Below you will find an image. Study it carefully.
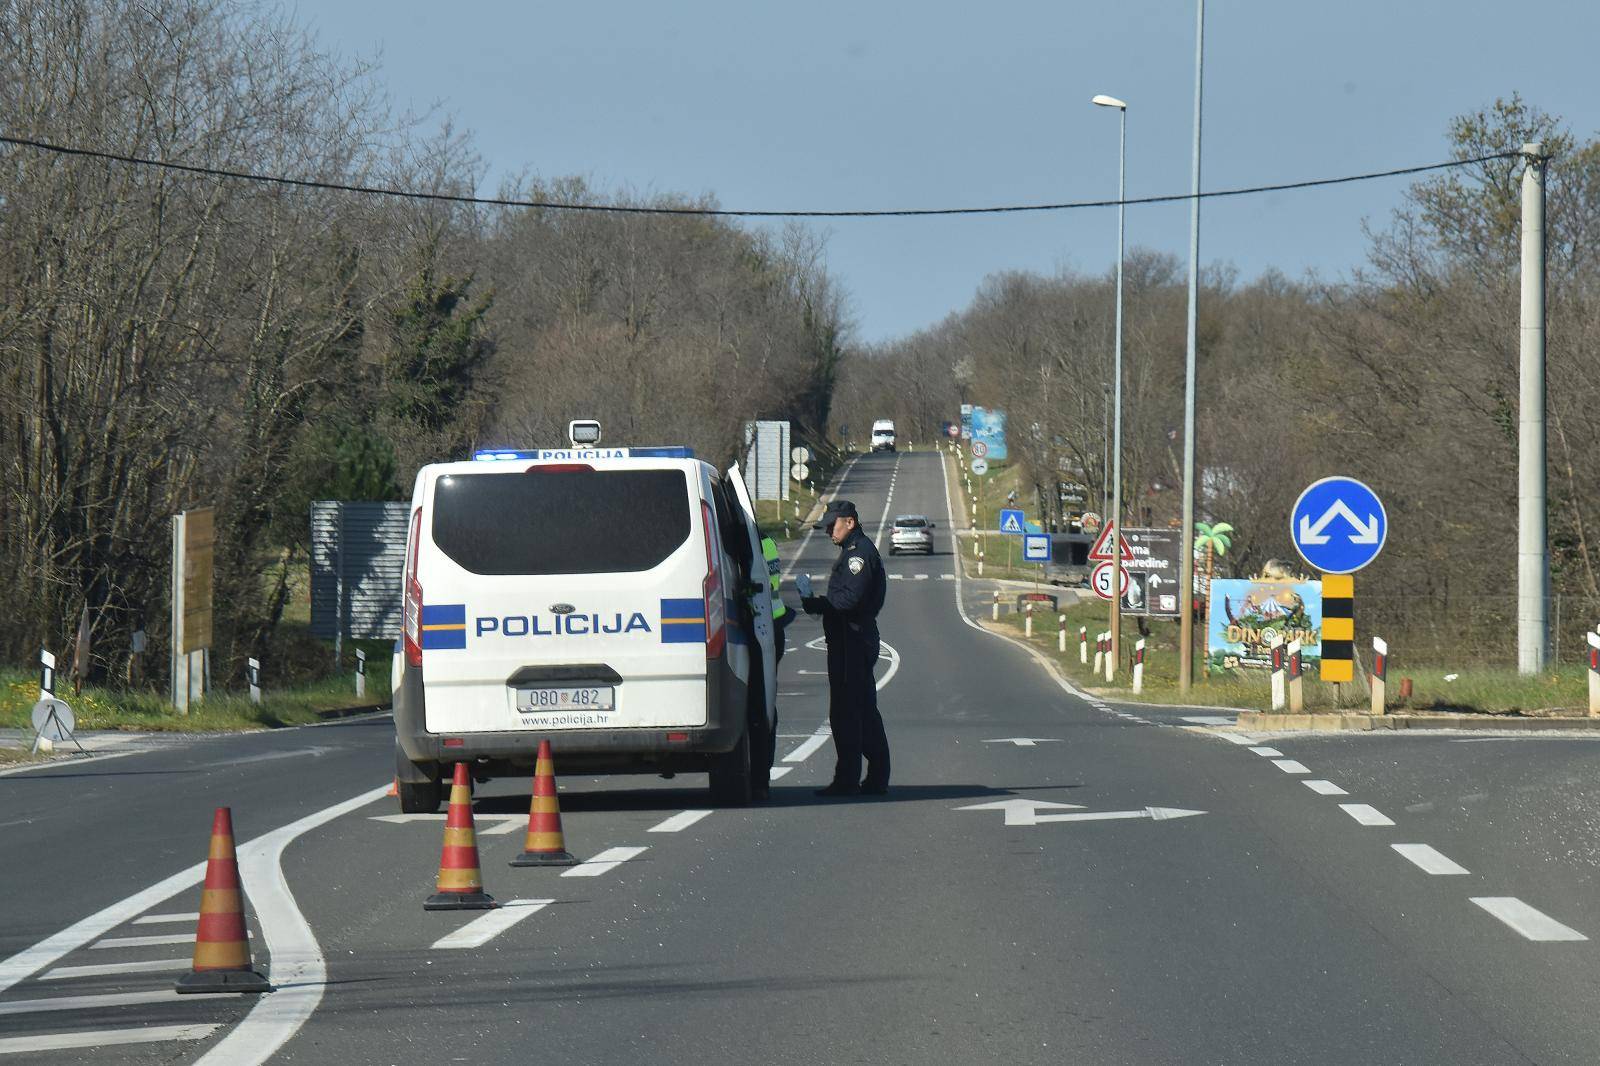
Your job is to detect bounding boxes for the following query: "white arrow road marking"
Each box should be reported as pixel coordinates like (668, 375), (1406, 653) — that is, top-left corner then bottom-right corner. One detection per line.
(981, 738), (1063, 747)
(1024, 806), (1207, 826)
(1298, 499), (1380, 545)
(1471, 897), (1587, 942)
(955, 799), (1085, 826)
(431, 899), (553, 950)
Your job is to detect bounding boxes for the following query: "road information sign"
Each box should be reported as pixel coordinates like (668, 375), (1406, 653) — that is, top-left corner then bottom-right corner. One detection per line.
(1023, 533), (1051, 562)
(1291, 477), (1387, 574)
(1121, 527), (1181, 618)
(970, 457), (989, 476)
(998, 508), (1025, 535)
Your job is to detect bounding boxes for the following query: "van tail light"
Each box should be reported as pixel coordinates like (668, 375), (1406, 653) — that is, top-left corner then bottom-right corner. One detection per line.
(403, 507), (424, 667)
(700, 501), (727, 660)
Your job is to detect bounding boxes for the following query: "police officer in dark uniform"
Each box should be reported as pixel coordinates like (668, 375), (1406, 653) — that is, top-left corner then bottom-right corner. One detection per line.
(800, 500), (891, 796)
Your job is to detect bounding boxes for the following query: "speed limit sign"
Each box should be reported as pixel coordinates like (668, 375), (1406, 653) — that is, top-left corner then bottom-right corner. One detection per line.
(1091, 561), (1127, 601)
(971, 440), (989, 459)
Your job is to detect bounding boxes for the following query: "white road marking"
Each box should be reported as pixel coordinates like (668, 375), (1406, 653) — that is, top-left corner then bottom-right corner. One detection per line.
(1249, 747), (1284, 757)
(1339, 803), (1395, 827)
(795, 669), (827, 675)
(1183, 716), (1235, 725)
(1470, 897), (1588, 941)
(132, 912), (199, 925)
(940, 573), (954, 580)
(0, 1024), (221, 1055)
(93, 932), (247, 949)
(431, 899), (553, 950)
(784, 732), (831, 763)
(0, 989), (183, 1016)
(562, 846), (648, 878)
(888, 574), (905, 580)
(1273, 760), (1310, 775)
(914, 574), (930, 580)
(768, 766), (794, 780)
(1304, 780), (1349, 796)
(778, 691), (805, 697)
(649, 810), (713, 833)
(1392, 844), (1469, 876)
(368, 813), (525, 835)
(42, 958), (190, 980)
(1218, 733), (1261, 746)
(191, 784), (392, 1066)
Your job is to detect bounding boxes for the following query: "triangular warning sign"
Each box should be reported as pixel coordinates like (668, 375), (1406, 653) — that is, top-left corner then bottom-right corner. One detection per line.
(1087, 521), (1133, 561)
(1000, 512), (1024, 534)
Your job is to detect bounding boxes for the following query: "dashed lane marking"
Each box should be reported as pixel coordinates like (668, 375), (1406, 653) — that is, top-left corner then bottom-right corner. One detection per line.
(1249, 747), (1284, 757)
(1470, 897), (1587, 942)
(0, 989), (183, 1016)
(41, 958), (190, 981)
(1392, 844), (1469, 876)
(132, 913), (198, 925)
(0, 1024), (221, 1056)
(562, 846), (648, 878)
(649, 810), (712, 833)
(1304, 780), (1349, 796)
(1338, 803), (1395, 827)
(1183, 716), (1235, 725)
(1273, 760), (1310, 775)
(1218, 734), (1261, 746)
(431, 899), (553, 950)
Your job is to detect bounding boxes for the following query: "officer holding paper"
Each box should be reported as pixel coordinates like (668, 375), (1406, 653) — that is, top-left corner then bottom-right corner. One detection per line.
(800, 499), (891, 796)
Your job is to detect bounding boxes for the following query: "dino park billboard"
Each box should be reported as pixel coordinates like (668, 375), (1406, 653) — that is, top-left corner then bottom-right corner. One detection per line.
(1205, 578), (1323, 671)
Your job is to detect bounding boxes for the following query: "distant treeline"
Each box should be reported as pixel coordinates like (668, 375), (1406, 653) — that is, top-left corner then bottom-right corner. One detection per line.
(836, 97), (1600, 662)
(0, 0), (852, 680)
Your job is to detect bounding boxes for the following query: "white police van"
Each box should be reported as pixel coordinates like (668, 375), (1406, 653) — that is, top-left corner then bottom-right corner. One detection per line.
(392, 421), (778, 812)
(870, 419), (897, 452)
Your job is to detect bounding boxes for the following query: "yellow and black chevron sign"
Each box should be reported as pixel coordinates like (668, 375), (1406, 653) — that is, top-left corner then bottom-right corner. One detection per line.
(1320, 574), (1353, 682)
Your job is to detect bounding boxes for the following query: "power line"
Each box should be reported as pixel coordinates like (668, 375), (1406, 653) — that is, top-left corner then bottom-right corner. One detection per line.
(0, 134), (1520, 219)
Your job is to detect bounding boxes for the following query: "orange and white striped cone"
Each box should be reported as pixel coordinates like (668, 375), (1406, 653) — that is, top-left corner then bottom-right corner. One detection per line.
(424, 762), (498, 910)
(175, 807), (270, 994)
(510, 739), (578, 867)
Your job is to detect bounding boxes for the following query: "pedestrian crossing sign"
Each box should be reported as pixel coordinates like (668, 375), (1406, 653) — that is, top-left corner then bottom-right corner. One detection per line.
(999, 508), (1025, 535)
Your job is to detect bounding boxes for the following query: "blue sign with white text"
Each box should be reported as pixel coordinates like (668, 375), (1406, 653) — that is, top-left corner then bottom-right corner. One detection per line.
(998, 509), (1026, 535)
(1023, 533), (1052, 562)
(1290, 477), (1387, 574)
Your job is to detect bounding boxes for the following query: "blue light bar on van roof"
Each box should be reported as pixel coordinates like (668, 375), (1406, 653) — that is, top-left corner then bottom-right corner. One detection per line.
(471, 446), (694, 461)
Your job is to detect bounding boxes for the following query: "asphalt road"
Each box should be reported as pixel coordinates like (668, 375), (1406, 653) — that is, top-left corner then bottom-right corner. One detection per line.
(4, 448), (1600, 1063)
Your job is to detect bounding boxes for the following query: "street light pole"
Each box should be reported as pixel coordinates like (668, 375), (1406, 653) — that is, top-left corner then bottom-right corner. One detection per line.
(1093, 93), (1127, 677)
(1517, 141), (1548, 674)
(1178, 0), (1205, 692)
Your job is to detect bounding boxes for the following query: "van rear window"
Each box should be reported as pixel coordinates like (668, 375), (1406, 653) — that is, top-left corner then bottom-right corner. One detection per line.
(430, 469), (692, 576)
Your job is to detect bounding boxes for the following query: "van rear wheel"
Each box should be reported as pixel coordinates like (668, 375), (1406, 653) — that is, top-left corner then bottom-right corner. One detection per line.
(709, 730), (752, 807)
(396, 748), (442, 813)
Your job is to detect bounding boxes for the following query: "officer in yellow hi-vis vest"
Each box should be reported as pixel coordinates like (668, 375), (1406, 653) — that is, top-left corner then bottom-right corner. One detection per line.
(761, 535), (791, 663)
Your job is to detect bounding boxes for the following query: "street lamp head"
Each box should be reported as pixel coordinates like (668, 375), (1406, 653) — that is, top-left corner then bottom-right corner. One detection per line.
(1092, 94), (1127, 110)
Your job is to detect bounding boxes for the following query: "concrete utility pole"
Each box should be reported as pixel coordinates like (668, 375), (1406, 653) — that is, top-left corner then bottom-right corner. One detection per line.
(1517, 142), (1549, 674)
(1178, 0), (1205, 692)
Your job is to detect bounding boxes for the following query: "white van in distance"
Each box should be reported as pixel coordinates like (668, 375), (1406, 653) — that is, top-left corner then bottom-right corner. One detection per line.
(392, 423), (777, 812)
(870, 419), (897, 452)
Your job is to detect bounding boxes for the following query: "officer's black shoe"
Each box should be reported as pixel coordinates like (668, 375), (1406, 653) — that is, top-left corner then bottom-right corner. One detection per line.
(814, 782), (860, 798)
(859, 781), (889, 796)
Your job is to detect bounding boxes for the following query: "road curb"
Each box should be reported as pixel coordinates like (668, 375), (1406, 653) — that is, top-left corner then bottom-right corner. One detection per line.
(1238, 711), (1600, 732)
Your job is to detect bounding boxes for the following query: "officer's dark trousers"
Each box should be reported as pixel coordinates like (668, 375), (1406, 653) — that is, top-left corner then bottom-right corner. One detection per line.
(827, 630), (890, 787)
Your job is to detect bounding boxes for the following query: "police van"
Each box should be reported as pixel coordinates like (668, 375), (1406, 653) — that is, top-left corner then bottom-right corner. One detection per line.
(392, 421), (778, 813)
(870, 419), (897, 452)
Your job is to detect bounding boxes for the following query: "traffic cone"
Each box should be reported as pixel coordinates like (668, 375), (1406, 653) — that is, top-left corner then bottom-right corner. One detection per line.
(510, 739), (578, 867)
(386, 778), (398, 797)
(425, 762), (498, 911)
(175, 807), (270, 994)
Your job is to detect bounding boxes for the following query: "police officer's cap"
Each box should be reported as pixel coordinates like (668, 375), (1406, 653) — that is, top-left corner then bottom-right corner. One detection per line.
(821, 499), (860, 529)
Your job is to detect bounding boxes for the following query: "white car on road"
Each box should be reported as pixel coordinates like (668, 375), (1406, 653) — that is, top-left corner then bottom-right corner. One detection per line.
(888, 514), (935, 555)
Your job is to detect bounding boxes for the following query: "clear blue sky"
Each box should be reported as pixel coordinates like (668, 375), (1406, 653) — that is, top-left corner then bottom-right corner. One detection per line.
(306, 1), (1600, 343)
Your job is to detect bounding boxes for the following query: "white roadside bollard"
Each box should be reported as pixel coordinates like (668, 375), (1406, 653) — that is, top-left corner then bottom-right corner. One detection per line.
(1058, 614), (1067, 654)
(1287, 639), (1305, 713)
(355, 648), (367, 699)
(1092, 632), (1104, 678)
(1079, 626), (1088, 665)
(1132, 638), (1146, 694)
(1103, 631), (1114, 683)
(1269, 631), (1286, 712)
(1370, 636), (1388, 716)
(1024, 601), (1033, 638)
(978, 548), (985, 577)
(992, 591), (1000, 622)
(247, 657), (262, 705)
(1589, 630), (1600, 717)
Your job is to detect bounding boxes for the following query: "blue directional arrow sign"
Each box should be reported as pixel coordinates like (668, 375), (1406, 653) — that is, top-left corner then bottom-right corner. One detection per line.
(1023, 533), (1052, 562)
(998, 508), (1026, 535)
(1290, 477), (1387, 574)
